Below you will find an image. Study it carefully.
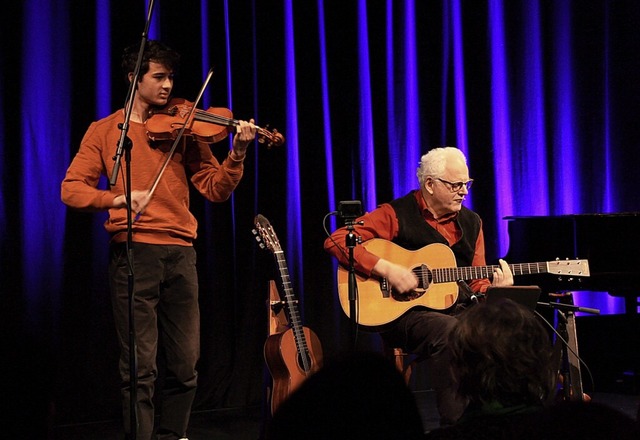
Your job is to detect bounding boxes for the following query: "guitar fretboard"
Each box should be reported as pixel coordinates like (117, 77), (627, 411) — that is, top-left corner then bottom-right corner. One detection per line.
(274, 250), (312, 373)
(426, 262), (551, 284)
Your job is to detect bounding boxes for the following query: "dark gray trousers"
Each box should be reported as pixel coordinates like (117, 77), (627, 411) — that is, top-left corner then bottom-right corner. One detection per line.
(110, 243), (200, 440)
(382, 308), (468, 425)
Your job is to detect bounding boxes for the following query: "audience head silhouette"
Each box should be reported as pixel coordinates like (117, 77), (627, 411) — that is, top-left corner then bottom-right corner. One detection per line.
(264, 350), (424, 439)
(449, 298), (555, 409)
(427, 298), (640, 440)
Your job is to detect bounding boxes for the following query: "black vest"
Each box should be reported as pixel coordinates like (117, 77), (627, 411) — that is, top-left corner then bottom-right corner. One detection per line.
(388, 191), (481, 267)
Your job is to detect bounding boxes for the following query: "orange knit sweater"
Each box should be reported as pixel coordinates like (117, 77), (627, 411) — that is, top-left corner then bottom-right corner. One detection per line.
(61, 110), (244, 245)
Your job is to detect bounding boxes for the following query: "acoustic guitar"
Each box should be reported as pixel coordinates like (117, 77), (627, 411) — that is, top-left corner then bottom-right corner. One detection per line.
(253, 214), (323, 414)
(337, 238), (590, 327)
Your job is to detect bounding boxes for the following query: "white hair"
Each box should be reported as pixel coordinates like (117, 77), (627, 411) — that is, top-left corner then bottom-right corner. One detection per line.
(416, 147), (467, 185)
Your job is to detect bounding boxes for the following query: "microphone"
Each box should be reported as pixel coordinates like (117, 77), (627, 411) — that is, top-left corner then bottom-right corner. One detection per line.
(457, 279), (479, 304)
(575, 306), (601, 315)
(536, 301), (600, 315)
(337, 200), (363, 224)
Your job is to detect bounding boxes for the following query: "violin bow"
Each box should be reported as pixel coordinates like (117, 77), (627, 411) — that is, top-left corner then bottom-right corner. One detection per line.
(134, 68), (214, 221)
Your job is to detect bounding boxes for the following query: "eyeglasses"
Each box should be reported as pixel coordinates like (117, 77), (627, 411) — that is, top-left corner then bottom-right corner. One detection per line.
(434, 178), (474, 193)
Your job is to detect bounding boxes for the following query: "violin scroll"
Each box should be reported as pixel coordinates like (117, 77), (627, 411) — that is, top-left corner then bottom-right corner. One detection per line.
(256, 125), (285, 148)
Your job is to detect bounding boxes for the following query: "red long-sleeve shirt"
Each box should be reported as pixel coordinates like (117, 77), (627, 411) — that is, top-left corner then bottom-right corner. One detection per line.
(324, 191), (492, 293)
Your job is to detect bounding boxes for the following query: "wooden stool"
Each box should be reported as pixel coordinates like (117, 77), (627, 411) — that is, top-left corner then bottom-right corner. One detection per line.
(385, 345), (413, 385)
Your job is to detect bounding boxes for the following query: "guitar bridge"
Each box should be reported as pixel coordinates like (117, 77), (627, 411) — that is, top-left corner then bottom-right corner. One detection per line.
(380, 278), (391, 297)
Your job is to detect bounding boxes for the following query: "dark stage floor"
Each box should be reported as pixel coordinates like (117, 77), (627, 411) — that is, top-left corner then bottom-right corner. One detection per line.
(54, 391), (639, 439)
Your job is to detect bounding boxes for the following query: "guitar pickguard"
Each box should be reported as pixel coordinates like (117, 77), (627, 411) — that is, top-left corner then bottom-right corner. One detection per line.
(391, 288), (426, 302)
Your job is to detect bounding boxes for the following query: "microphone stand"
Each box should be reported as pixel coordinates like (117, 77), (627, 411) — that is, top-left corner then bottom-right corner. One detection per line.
(345, 219), (359, 350)
(108, 2), (156, 438)
(335, 200), (363, 349)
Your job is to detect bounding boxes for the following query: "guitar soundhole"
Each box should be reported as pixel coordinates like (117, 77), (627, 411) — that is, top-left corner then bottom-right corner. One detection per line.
(413, 265), (431, 287)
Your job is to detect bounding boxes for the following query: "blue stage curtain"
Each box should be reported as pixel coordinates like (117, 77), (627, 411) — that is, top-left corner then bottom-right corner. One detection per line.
(2, 0), (638, 433)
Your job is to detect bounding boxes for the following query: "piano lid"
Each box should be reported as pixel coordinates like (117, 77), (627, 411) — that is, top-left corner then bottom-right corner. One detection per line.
(502, 213), (640, 293)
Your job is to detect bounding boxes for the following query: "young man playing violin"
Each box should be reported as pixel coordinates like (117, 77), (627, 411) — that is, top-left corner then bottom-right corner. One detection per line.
(61, 40), (256, 440)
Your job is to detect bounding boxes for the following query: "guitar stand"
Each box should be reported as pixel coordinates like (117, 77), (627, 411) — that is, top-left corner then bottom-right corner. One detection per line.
(263, 280), (286, 424)
(268, 280), (289, 335)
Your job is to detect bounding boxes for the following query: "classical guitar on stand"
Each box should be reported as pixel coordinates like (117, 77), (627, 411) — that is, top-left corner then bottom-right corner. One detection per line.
(253, 214), (323, 415)
(337, 239), (591, 327)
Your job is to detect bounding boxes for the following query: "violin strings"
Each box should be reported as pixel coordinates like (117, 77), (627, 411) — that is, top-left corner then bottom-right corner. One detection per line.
(189, 108), (282, 146)
(194, 109), (237, 127)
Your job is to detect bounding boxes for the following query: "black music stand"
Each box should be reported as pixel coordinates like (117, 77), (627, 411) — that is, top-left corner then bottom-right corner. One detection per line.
(485, 285), (541, 311)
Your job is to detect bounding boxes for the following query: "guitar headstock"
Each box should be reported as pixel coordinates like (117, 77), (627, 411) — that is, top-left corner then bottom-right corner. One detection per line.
(253, 214), (282, 253)
(548, 259), (591, 277)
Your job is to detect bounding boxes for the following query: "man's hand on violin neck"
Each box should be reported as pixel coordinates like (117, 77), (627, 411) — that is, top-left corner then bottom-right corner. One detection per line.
(231, 118), (257, 156)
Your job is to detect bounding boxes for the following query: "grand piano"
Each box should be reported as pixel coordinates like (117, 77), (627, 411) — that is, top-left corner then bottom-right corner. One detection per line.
(502, 213), (640, 314)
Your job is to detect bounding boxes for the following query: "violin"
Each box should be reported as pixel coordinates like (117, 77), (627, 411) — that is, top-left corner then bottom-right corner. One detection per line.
(146, 97), (285, 148)
(133, 96), (284, 223)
